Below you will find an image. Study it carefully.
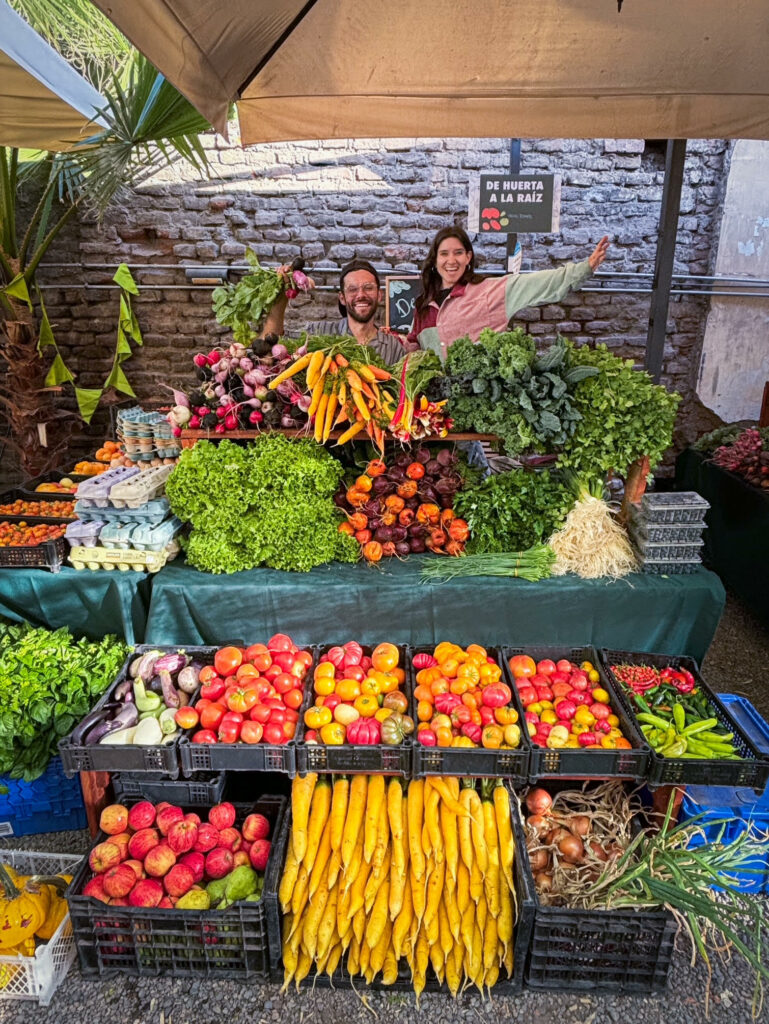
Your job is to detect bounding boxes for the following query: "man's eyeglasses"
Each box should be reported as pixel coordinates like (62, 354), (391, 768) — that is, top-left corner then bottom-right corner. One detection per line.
(343, 284), (378, 296)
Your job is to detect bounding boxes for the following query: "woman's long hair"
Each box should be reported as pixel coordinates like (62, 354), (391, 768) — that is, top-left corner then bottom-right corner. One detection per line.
(415, 226), (483, 315)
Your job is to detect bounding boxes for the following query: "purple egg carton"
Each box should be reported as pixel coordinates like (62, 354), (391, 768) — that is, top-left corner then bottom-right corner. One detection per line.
(65, 520), (105, 548)
(75, 466), (140, 507)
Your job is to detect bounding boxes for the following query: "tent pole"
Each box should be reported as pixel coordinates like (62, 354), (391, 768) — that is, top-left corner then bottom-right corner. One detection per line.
(506, 139), (521, 272)
(645, 138), (686, 381)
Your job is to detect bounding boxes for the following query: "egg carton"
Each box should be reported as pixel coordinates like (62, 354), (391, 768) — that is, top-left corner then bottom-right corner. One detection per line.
(108, 465), (174, 508)
(99, 516), (182, 552)
(64, 519), (106, 548)
(74, 465), (141, 506)
(74, 498), (171, 524)
(638, 491), (710, 525)
(67, 539), (180, 573)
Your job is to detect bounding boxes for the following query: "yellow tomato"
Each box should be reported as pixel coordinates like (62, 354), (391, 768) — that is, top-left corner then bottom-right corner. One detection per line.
(336, 679), (361, 702)
(304, 705), (332, 729)
(374, 708), (393, 723)
(434, 642), (459, 664)
(546, 725), (570, 748)
(607, 714), (620, 727)
(574, 706), (596, 727)
(431, 713), (452, 731)
(466, 644), (488, 661)
(313, 676), (335, 696)
(600, 735), (617, 749)
(540, 709), (558, 725)
(319, 722), (346, 745)
(591, 688), (611, 704)
(360, 677), (382, 696)
(503, 723), (521, 748)
(353, 695), (379, 718)
(451, 736), (474, 748)
(314, 662), (336, 680)
(539, 700), (554, 710)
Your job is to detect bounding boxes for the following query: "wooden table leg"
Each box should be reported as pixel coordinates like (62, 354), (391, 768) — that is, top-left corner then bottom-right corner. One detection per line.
(79, 771), (112, 836)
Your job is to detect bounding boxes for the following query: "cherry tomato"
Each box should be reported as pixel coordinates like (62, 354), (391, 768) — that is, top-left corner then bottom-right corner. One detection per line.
(240, 720), (263, 744)
(214, 646), (243, 677)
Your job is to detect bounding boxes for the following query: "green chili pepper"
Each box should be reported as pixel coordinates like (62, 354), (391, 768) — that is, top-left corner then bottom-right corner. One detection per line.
(681, 717), (719, 736)
(672, 703), (686, 732)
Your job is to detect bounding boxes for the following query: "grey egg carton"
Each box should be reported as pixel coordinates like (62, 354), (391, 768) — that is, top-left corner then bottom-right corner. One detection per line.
(74, 465), (141, 506)
(638, 491), (710, 525)
(628, 508), (706, 544)
(633, 538), (705, 561)
(65, 519), (106, 548)
(75, 498), (171, 525)
(108, 465), (174, 508)
(639, 557), (702, 575)
(99, 516), (182, 552)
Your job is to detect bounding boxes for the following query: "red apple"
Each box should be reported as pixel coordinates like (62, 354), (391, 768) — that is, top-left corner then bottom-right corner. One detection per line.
(143, 843), (176, 878)
(128, 827), (160, 861)
(216, 826), (242, 852)
(128, 878), (163, 907)
(163, 863), (195, 897)
(156, 805), (184, 836)
(168, 819), (199, 855)
(179, 852), (205, 883)
(241, 813), (270, 842)
(109, 896), (129, 906)
(208, 802), (236, 831)
(205, 847), (234, 879)
(83, 875), (109, 902)
(99, 803), (129, 835)
(249, 839), (271, 872)
(89, 841), (122, 874)
(233, 850), (251, 868)
(123, 859), (145, 881)
(106, 832), (130, 861)
(103, 863), (138, 898)
(184, 812), (201, 827)
(127, 800), (156, 831)
(158, 896), (175, 909)
(193, 823), (219, 853)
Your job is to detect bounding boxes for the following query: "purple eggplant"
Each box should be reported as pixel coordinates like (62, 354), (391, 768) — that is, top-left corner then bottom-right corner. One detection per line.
(154, 652), (189, 674)
(159, 671), (180, 709)
(113, 678), (134, 702)
(129, 650), (163, 682)
(177, 662), (202, 694)
(84, 703), (138, 744)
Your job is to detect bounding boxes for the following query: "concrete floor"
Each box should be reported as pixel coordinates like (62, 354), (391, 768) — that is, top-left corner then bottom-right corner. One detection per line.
(703, 590), (769, 720)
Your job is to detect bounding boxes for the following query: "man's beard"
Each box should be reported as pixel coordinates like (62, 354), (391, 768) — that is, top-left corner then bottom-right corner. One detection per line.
(344, 300), (377, 325)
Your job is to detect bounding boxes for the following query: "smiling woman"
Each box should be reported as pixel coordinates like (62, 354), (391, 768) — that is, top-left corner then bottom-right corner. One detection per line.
(408, 226), (609, 360)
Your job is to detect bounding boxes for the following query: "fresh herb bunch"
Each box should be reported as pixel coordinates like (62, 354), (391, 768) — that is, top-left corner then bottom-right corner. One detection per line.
(454, 469), (573, 553)
(560, 342), (680, 475)
(0, 623), (128, 780)
(212, 249), (284, 344)
(445, 329), (595, 456)
(166, 437), (359, 573)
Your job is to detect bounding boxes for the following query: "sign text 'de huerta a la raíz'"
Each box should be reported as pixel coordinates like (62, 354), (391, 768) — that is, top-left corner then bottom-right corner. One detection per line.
(476, 173), (559, 234)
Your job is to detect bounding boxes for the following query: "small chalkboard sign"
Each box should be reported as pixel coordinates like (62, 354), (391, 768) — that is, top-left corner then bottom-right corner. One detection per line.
(385, 275), (421, 333)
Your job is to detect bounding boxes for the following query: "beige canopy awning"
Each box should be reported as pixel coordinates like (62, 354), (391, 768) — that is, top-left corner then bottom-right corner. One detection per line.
(89, 0), (769, 143)
(0, 0), (107, 150)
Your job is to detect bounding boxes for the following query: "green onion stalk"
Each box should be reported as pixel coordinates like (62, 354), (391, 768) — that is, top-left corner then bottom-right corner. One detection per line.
(419, 545), (556, 583)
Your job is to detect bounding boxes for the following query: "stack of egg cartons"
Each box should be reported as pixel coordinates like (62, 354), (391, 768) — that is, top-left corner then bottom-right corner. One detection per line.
(65, 465), (182, 572)
(117, 406), (181, 465)
(627, 491), (710, 574)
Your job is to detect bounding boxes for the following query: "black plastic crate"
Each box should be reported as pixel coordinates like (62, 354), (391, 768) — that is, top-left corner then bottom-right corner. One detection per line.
(601, 649), (769, 793)
(179, 735), (296, 776)
(0, 534), (68, 573)
(264, 785), (535, 993)
(293, 644), (412, 777)
(0, 488), (77, 523)
(514, 789), (676, 994)
(501, 646), (650, 782)
(59, 645), (218, 779)
(66, 794), (286, 978)
(111, 771), (226, 806)
(410, 645), (531, 782)
(20, 471), (88, 497)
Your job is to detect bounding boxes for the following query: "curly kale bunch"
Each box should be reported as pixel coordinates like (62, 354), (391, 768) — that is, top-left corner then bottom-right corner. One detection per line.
(167, 436), (359, 573)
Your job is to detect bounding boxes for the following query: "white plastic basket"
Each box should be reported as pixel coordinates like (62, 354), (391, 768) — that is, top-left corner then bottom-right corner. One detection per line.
(0, 849), (82, 1005)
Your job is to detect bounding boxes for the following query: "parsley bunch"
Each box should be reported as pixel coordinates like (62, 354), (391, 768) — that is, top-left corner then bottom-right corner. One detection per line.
(0, 623), (128, 780)
(167, 436), (359, 574)
(212, 249), (284, 344)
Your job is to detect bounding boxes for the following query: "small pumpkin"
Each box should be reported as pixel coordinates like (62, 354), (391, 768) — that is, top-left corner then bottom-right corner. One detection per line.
(0, 865), (66, 950)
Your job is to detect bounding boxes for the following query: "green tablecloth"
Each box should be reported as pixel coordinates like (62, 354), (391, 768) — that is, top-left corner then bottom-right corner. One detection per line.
(676, 448), (769, 626)
(145, 558), (725, 662)
(0, 566), (151, 644)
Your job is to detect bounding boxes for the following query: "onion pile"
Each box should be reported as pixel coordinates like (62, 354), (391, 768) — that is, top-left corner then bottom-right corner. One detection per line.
(169, 334), (309, 435)
(523, 783), (640, 904)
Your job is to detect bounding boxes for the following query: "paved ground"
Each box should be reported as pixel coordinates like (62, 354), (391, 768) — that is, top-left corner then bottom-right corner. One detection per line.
(1, 590), (768, 1024)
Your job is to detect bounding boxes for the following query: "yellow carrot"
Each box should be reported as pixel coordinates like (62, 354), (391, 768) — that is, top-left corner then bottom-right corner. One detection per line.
(305, 349), (325, 388)
(307, 375), (326, 417)
(440, 799), (458, 884)
(316, 887), (339, 964)
(291, 772), (317, 863)
(323, 391), (338, 442)
(467, 787), (488, 875)
(278, 842), (300, 912)
(294, 949), (312, 990)
(345, 368), (364, 390)
(493, 782), (516, 896)
(369, 916), (392, 975)
(314, 392), (329, 442)
(364, 873), (390, 949)
(391, 872), (413, 957)
(458, 788), (474, 872)
(438, 899), (453, 960)
(482, 796), (501, 918)
(320, 353), (334, 377)
(303, 778), (331, 876)
(407, 779), (426, 879)
(365, 846), (390, 913)
(364, 774), (385, 863)
(423, 856), (445, 930)
(424, 781), (443, 862)
(308, 819), (332, 897)
(329, 777), (349, 852)
(335, 419), (366, 444)
(372, 795), (390, 874)
(352, 388), (371, 421)
(325, 941), (344, 979)
(342, 774), (367, 869)
(268, 351), (312, 389)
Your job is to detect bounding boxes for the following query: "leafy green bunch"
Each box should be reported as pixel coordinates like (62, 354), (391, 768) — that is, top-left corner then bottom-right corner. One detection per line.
(453, 469), (573, 554)
(166, 436), (359, 574)
(445, 329), (595, 456)
(560, 342), (681, 475)
(0, 622), (128, 780)
(212, 249), (284, 344)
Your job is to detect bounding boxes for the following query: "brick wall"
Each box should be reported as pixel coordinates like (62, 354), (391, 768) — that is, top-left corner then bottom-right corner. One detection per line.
(3, 135), (731, 485)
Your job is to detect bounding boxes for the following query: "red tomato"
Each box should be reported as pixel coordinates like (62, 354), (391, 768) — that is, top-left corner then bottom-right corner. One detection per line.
(250, 652), (272, 673)
(214, 646), (243, 677)
(264, 664), (282, 682)
(192, 729), (217, 744)
(273, 672), (296, 695)
(227, 687), (259, 714)
(282, 720), (296, 740)
(537, 659), (557, 676)
(283, 707), (299, 723)
(199, 702), (226, 731)
(345, 665), (366, 684)
(508, 655), (536, 679)
(556, 659), (574, 673)
(263, 722), (285, 744)
(323, 693), (342, 711)
(195, 697), (211, 710)
(218, 718), (241, 743)
(267, 633), (293, 653)
(221, 711), (244, 725)
(294, 650), (313, 670)
(199, 678), (225, 701)
(198, 665), (219, 684)
(245, 643), (269, 663)
(283, 688), (304, 711)
(304, 729), (318, 743)
(273, 651), (296, 672)
(268, 707), (287, 725)
(240, 720), (264, 744)
(236, 664), (260, 682)
(250, 704), (272, 724)
(263, 696), (284, 709)
(290, 660), (307, 680)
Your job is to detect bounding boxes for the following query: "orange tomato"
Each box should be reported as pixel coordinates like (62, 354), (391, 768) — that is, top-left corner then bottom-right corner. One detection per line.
(304, 705), (332, 729)
(466, 644), (488, 660)
(314, 662), (336, 680)
(284, 688), (303, 710)
(495, 707), (519, 726)
(392, 667), (405, 685)
(372, 642), (399, 672)
(417, 699), (433, 722)
(336, 679), (361, 702)
(435, 726), (453, 747)
(457, 663), (480, 684)
(430, 678), (450, 696)
(449, 677), (471, 696)
(313, 676), (336, 696)
(614, 737), (633, 749)
(440, 658), (459, 679)
(319, 722), (346, 745)
(413, 684), (434, 704)
(353, 695), (379, 718)
(481, 725), (504, 749)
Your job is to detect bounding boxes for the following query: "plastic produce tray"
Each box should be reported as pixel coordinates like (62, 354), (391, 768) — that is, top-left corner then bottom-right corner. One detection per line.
(0, 757), (87, 838)
(67, 795), (285, 978)
(75, 497), (171, 524)
(75, 466), (140, 506)
(0, 849), (83, 1004)
(627, 506), (706, 544)
(264, 786), (535, 993)
(636, 491), (709, 524)
(20, 472), (86, 497)
(409, 646), (531, 783)
(0, 536), (68, 573)
(109, 465), (173, 508)
(600, 651), (769, 792)
(67, 541), (180, 572)
(637, 558), (701, 575)
(0, 489), (76, 523)
(501, 646), (649, 782)
(293, 645), (411, 777)
(59, 645), (218, 779)
(516, 796), (676, 993)
(633, 539), (704, 561)
(111, 770), (226, 806)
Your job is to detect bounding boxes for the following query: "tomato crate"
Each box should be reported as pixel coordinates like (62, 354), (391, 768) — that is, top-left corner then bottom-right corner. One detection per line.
(0, 757), (87, 838)
(501, 646), (649, 782)
(179, 735), (296, 776)
(0, 489), (77, 524)
(59, 645), (218, 780)
(263, 786), (535, 994)
(66, 795), (286, 978)
(409, 645), (531, 782)
(293, 644), (412, 777)
(0, 535), (68, 573)
(0, 849), (83, 1005)
(600, 650), (769, 794)
(514, 791), (676, 994)
(111, 770), (226, 806)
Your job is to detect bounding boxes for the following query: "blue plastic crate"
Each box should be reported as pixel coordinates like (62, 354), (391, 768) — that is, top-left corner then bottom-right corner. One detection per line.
(718, 693), (769, 758)
(0, 757), (87, 837)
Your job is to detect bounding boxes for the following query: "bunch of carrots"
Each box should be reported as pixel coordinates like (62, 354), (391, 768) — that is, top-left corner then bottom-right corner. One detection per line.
(269, 341), (393, 451)
(280, 772), (518, 998)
